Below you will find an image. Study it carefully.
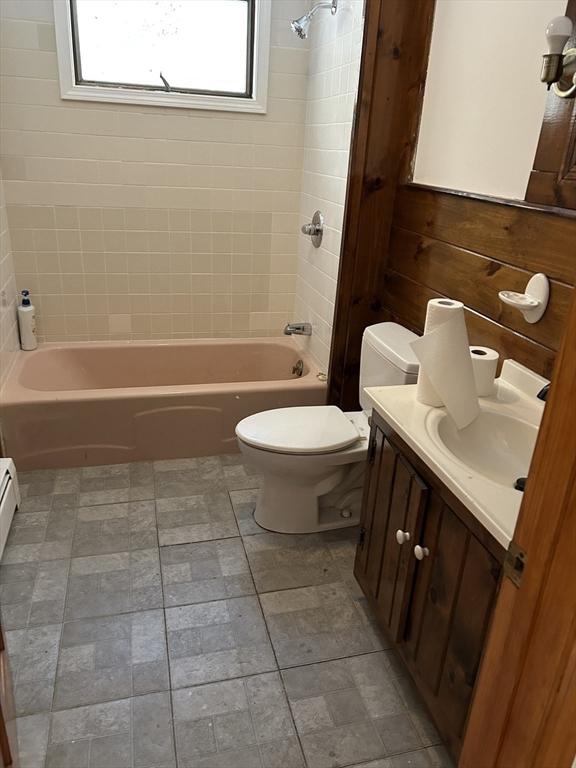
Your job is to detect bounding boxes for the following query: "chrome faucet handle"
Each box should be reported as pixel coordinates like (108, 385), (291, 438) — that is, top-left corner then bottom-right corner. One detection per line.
(301, 222), (321, 236)
(301, 211), (324, 248)
(284, 322), (312, 336)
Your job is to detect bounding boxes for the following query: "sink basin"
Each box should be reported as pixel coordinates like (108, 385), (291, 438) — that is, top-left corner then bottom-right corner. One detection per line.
(430, 409), (538, 488)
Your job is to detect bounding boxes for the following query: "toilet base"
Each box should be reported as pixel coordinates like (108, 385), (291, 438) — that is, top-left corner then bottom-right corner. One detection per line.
(253, 461), (364, 534)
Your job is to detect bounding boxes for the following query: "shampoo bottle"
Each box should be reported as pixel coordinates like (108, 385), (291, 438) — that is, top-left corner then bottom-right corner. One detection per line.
(17, 290), (37, 351)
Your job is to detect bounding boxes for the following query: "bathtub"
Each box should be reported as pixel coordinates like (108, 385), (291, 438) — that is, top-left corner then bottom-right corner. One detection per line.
(0, 338), (326, 470)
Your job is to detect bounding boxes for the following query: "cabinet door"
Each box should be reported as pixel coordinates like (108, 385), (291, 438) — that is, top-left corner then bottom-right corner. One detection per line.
(354, 423), (393, 598)
(355, 428), (428, 641)
(375, 453), (427, 641)
(404, 501), (501, 755)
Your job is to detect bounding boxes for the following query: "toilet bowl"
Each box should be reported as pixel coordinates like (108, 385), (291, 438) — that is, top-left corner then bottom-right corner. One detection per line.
(235, 322), (420, 534)
(236, 408), (369, 533)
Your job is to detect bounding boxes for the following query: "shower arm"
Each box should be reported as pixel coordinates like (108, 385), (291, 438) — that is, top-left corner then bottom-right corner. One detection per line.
(307, 0), (338, 20)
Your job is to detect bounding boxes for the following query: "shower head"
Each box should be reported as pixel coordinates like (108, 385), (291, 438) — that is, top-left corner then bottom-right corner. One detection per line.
(291, 14), (310, 39)
(290, 0), (337, 40)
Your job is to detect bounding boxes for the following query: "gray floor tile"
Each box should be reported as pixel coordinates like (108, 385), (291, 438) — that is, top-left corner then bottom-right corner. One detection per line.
(349, 752), (449, 768)
(1, 505), (77, 565)
(172, 672), (303, 768)
(282, 653), (438, 766)
(260, 582), (386, 667)
(182, 746), (263, 768)
(6, 624), (61, 716)
(0, 559), (69, 629)
(18, 468), (81, 496)
(72, 500), (157, 557)
(228, 489), (266, 536)
(165, 596), (277, 688)
(54, 609), (169, 709)
(15, 713), (50, 768)
(220, 454), (262, 491)
(302, 720), (385, 768)
(243, 529), (358, 593)
(424, 745), (454, 767)
(18, 491), (79, 515)
(409, 709), (443, 747)
(0, 454), (449, 767)
(46, 692), (176, 768)
(78, 463), (154, 507)
(160, 538), (255, 607)
(154, 457), (226, 498)
(156, 492), (238, 546)
(65, 549), (163, 620)
(374, 713), (425, 755)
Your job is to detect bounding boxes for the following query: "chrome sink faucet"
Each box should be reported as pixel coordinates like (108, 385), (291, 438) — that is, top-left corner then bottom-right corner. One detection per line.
(284, 322), (312, 336)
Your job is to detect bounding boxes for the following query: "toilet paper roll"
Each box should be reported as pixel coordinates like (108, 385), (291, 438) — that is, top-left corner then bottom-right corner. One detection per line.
(411, 298), (480, 429)
(470, 346), (499, 397)
(414, 299), (464, 406)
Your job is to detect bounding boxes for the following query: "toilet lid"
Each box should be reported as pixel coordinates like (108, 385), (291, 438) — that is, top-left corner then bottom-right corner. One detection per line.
(236, 406), (361, 454)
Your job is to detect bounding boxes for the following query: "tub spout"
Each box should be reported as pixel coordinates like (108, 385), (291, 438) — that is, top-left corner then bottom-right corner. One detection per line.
(284, 322), (312, 336)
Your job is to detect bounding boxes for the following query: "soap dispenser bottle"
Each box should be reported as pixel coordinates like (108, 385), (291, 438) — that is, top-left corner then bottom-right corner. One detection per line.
(17, 290), (37, 350)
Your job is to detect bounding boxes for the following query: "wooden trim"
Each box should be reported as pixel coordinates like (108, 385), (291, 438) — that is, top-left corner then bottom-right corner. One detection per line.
(407, 182), (576, 220)
(387, 227), (572, 350)
(525, 0), (576, 211)
(460, 291), (576, 768)
(327, 0), (436, 408)
(393, 186), (576, 285)
(380, 271), (558, 379)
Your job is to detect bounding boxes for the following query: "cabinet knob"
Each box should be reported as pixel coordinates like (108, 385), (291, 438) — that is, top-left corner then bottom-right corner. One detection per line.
(396, 529), (411, 545)
(414, 545), (430, 560)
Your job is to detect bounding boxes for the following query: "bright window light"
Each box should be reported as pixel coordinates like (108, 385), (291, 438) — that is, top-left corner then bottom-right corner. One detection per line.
(53, 0), (270, 112)
(72, 0), (253, 96)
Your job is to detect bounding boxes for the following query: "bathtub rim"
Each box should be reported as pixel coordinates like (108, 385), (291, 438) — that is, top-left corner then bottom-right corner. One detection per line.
(1, 336), (326, 406)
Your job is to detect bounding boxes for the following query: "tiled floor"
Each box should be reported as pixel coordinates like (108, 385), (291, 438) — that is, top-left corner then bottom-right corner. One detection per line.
(1, 454), (452, 768)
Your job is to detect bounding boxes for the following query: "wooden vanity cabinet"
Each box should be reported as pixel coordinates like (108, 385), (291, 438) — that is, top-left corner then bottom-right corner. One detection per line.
(355, 410), (505, 760)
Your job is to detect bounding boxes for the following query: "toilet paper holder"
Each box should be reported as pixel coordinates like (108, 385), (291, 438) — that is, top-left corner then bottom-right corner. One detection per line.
(498, 273), (549, 324)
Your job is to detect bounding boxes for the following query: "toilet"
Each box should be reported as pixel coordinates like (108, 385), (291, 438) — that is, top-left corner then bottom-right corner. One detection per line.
(235, 323), (420, 533)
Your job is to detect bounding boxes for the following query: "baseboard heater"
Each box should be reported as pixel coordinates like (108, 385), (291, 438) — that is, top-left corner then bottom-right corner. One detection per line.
(0, 460), (20, 560)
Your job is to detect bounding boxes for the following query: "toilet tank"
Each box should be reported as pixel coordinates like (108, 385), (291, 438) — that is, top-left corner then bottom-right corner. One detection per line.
(359, 322), (420, 411)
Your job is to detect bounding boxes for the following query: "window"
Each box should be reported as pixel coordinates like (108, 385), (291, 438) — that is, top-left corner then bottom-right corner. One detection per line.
(53, 0), (271, 112)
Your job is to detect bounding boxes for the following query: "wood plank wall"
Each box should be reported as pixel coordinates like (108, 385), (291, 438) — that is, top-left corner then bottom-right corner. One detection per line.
(381, 185), (576, 379)
(327, 0), (576, 408)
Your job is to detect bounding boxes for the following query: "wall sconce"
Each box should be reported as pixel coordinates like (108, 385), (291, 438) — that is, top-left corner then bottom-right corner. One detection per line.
(540, 16), (576, 99)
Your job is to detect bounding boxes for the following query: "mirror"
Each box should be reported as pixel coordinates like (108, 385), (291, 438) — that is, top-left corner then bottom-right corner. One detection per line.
(412, 0), (568, 201)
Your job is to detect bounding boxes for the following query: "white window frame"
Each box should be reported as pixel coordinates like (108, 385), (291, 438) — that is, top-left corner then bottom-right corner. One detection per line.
(53, 0), (271, 113)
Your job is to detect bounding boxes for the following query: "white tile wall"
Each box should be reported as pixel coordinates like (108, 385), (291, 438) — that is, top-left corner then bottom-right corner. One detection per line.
(0, 0), (311, 341)
(0, 171), (19, 391)
(293, 0), (364, 370)
(0, 0), (364, 354)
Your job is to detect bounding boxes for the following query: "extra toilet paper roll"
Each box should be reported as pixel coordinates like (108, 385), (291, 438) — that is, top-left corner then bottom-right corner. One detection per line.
(470, 346), (499, 397)
(411, 298), (480, 429)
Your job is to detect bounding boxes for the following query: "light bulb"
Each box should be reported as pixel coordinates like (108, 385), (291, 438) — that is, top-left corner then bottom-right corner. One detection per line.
(545, 16), (573, 55)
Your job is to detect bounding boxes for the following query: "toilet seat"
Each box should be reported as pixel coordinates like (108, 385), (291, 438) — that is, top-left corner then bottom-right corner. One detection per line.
(235, 405), (361, 455)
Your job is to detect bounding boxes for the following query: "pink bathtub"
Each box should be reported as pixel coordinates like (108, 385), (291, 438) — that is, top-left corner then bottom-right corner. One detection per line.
(0, 338), (326, 470)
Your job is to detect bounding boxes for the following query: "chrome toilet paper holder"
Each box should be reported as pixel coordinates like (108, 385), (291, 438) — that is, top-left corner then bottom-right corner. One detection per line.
(498, 273), (549, 324)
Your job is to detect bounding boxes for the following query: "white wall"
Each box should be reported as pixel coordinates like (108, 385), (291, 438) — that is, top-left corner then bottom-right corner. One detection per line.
(0, 0), (310, 342)
(293, 0), (364, 370)
(0, 0), (365, 359)
(413, 0), (567, 201)
(0, 171), (19, 392)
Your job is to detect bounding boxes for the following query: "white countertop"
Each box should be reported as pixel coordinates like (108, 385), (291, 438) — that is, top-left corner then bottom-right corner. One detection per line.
(364, 361), (546, 549)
